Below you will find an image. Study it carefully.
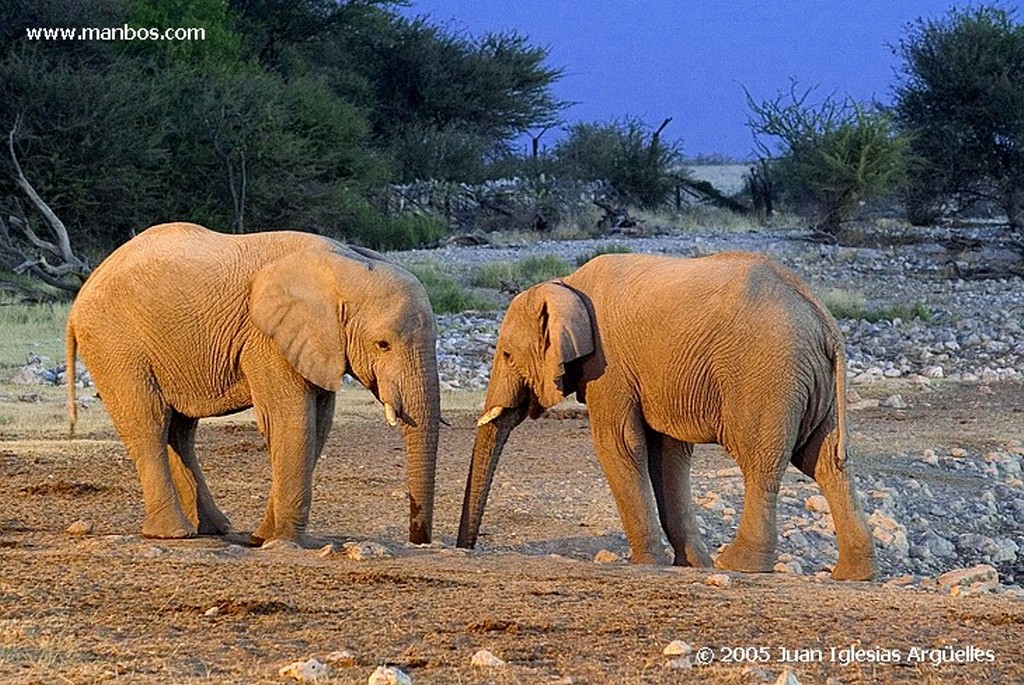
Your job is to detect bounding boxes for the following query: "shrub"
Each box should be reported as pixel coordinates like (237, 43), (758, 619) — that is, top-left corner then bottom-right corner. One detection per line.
(406, 264), (496, 314)
(747, 83), (908, 235)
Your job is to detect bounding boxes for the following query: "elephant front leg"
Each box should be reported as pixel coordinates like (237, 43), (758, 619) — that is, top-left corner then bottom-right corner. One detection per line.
(589, 403), (671, 565)
(167, 411), (232, 535)
(250, 386), (318, 546)
(647, 431), (712, 568)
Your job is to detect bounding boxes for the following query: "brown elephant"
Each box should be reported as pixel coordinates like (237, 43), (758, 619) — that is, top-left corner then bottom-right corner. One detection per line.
(458, 251), (877, 581)
(66, 222), (439, 546)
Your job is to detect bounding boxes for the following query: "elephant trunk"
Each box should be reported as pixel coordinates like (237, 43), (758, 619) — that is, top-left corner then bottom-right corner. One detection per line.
(400, 350), (440, 545)
(457, 405), (527, 548)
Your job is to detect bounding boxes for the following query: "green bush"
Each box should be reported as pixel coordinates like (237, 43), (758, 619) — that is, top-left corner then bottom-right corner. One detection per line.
(406, 264), (496, 314)
(552, 117), (683, 209)
(747, 83), (908, 235)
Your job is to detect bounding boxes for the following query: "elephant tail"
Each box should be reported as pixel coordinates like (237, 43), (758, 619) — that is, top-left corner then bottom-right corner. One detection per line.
(831, 333), (850, 470)
(65, 320), (77, 438)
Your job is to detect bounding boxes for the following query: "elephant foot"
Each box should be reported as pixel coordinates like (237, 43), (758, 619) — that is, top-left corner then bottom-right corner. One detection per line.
(197, 508), (232, 536)
(142, 518), (197, 540)
(714, 541), (775, 573)
(831, 553), (878, 581)
(675, 542), (713, 568)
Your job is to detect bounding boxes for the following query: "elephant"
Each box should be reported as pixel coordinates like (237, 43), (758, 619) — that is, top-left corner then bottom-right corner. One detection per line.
(65, 222), (440, 546)
(458, 251), (877, 581)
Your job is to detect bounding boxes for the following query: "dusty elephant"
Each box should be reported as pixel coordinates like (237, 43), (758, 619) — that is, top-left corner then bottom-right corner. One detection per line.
(66, 222), (440, 546)
(458, 251), (877, 581)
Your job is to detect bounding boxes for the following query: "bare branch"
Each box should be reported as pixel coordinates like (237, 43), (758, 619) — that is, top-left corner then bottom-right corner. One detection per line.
(2, 118), (91, 292)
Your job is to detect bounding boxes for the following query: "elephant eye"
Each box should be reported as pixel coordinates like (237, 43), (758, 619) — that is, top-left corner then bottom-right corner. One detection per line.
(376, 340), (391, 352)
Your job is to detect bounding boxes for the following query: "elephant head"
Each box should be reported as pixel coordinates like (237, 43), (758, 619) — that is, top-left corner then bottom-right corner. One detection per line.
(457, 281), (593, 548)
(251, 244), (440, 544)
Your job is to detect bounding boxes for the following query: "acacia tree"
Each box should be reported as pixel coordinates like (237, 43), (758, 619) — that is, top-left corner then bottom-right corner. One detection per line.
(553, 117), (682, 209)
(746, 83), (908, 236)
(893, 5), (1024, 228)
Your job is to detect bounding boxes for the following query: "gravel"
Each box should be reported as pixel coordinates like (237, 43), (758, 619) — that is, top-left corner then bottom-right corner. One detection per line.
(392, 226), (1024, 589)
(391, 225), (1024, 390)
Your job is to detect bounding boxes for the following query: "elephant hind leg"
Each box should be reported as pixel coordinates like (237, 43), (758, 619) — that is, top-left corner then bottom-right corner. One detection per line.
(647, 430), (711, 567)
(101, 380), (195, 539)
(714, 436), (791, 573)
(167, 411), (231, 536)
(800, 421), (877, 581)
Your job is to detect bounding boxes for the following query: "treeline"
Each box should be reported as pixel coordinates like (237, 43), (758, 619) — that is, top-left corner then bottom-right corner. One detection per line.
(1, 1), (1023, 294)
(0, 0), (568, 262)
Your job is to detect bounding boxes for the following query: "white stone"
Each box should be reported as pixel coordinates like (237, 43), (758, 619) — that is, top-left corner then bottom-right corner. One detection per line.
(922, 365), (944, 378)
(367, 666), (412, 685)
(663, 640), (693, 656)
(706, 573), (732, 588)
(665, 656), (693, 669)
(279, 658), (330, 682)
(471, 649), (506, 667)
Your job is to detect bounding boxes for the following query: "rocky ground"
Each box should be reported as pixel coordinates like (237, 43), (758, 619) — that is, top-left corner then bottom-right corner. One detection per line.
(2, 223), (1022, 683)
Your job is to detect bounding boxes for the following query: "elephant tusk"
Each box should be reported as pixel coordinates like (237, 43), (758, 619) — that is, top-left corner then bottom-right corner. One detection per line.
(384, 402), (399, 427)
(477, 406), (504, 426)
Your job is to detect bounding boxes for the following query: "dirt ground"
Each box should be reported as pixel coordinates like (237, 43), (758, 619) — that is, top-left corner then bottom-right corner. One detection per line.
(1, 382), (1022, 684)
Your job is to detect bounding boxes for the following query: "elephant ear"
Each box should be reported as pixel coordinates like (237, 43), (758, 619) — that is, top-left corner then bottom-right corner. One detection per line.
(250, 251), (346, 391)
(535, 281), (594, 408)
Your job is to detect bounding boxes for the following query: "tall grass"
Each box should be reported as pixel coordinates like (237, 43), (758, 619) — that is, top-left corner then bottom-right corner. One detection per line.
(821, 289), (932, 323)
(0, 298), (70, 368)
(470, 254), (572, 290)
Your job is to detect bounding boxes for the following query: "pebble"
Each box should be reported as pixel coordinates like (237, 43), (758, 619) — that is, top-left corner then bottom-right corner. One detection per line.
(706, 573), (732, 588)
(66, 519), (93, 535)
(367, 665), (412, 685)
(663, 640), (693, 656)
(279, 658), (329, 682)
(593, 549), (621, 564)
(470, 649), (506, 667)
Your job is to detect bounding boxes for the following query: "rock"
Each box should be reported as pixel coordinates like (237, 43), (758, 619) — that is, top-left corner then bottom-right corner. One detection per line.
(937, 564), (999, 594)
(142, 546), (167, 558)
(342, 541), (392, 561)
(470, 649), (506, 667)
(921, 365), (944, 378)
(593, 549), (621, 564)
(665, 656), (693, 669)
(66, 519), (94, 535)
(204, 606), (220, 617)
(367, 665), (412, 685)
(880, 394), (907, 409)
(920, 449), (939, 466)
(804, 495), (830, 514)
(663, 640), (693, 656)
(261, 539), (302, 552)
(279, 658), (330, 682)
(706, 573), (732, 588)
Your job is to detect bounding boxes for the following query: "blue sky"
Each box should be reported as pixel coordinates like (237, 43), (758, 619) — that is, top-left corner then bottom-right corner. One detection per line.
(400, 1), (1020, 160)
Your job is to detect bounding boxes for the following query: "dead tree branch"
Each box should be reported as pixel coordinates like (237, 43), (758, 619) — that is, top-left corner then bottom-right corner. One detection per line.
(2, 118), (91, 292)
